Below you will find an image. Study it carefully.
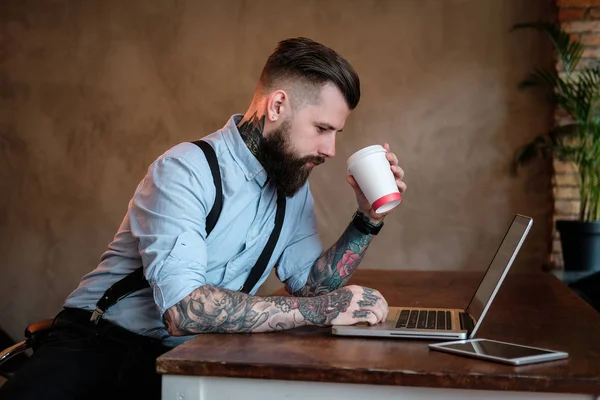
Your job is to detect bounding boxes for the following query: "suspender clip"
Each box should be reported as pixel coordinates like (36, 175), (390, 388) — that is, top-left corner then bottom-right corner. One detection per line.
(90, 307), (104, 324)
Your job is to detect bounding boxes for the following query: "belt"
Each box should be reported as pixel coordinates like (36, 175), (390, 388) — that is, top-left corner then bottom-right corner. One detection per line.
(55, 307), (167, 350)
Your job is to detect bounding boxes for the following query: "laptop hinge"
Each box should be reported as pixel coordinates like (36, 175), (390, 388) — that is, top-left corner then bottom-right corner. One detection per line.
(459, 312), (475, 334)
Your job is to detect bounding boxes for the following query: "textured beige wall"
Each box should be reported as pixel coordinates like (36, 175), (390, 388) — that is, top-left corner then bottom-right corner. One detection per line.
(0, 0), (554, 340)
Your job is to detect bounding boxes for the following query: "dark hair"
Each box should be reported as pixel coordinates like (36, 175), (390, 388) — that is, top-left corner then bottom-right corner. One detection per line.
(259, 37), (361, 110)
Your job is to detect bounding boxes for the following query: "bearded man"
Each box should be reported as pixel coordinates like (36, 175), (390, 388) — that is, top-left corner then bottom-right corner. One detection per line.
(0, 37), (406, 400)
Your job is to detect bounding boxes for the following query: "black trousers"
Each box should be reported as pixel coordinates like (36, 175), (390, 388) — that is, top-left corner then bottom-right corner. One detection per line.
(0, 308), (170, 400)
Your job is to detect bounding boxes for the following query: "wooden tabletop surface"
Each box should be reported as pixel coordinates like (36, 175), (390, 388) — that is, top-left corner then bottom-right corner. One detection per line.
(157, 270), (600, 395)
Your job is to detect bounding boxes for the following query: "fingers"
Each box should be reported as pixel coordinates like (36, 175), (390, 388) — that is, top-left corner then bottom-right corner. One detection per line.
(380, 292), (389, 311)
(385, 151), (399, 167)
(347, 175), (366, 199)
(352, 310), (379, 325)
(364, 304), (385, 324)
(367, 311), (379, 326)
(377, 295), (390, 322)
(391, 166), (406, 194)
(346, 174), (359, 189)
(364, 285), (388, 311)
(391, 165), (404, 179)
(384, 146), (406, 196)
(333, 286), (390, 326)
(355, 287), (388, 324)
(396, 179), (407, 193)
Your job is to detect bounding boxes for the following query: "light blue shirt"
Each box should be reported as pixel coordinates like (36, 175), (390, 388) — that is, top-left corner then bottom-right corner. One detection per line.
(64, 115), (323, 347)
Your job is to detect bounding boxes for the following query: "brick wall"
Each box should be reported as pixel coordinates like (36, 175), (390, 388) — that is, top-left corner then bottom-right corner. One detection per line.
(552, 0), (600, 268)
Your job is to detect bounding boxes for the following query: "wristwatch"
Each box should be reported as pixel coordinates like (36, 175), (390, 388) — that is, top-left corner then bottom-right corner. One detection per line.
(351, 211), (384, 235)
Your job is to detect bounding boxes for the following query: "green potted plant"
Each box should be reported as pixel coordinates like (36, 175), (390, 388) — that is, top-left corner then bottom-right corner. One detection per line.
(512, 21), (600, 271)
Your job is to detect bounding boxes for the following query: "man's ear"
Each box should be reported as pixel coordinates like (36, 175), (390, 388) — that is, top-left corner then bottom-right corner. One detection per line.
(266, 90), (288, 122)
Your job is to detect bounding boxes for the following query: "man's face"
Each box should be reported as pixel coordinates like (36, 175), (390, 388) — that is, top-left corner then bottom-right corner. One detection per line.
(261, 84), (350, 197)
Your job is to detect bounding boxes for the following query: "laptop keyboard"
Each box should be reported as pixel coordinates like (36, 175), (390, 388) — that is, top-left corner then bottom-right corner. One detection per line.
(395, 310), (452, 330)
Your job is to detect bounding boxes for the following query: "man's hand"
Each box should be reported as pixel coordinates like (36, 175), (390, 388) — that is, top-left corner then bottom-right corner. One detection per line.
(347, 143), (406, 223)
(329, 285), (389, 326)
(293, 145), (403, 299)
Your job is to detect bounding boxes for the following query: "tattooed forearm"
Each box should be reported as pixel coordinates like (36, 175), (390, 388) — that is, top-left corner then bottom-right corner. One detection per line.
(292, 222), (374, 297)
(237, 111), (265, 157)
(162, 285), (354, 336)
(294, 289), (352, 325)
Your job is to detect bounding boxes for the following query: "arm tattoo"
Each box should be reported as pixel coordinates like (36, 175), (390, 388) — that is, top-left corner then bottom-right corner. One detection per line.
(162, 285), (354, 335)
(237, 111), (265, 157)
(292, 222), (373, 297)
(295, 288), (352, 325)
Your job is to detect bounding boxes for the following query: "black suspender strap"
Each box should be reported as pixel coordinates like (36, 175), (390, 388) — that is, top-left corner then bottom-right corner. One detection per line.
(91, 266), (148, 323)
(192, 140), (223, 233)
(240, 192), (286, 294)
(90, 140), (223, 323)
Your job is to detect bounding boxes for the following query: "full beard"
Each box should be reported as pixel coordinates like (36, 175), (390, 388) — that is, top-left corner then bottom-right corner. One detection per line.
(258, 119), (325, 197)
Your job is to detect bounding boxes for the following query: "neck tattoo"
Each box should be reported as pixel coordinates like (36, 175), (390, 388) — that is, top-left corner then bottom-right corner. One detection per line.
(237, 112), (265, 158)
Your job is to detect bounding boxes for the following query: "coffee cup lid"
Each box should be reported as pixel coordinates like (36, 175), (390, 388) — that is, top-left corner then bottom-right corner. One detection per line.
(346, 145), (386, 168)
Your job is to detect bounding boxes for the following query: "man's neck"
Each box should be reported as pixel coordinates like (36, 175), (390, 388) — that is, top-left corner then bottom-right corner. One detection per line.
(237, 111), (266, 158)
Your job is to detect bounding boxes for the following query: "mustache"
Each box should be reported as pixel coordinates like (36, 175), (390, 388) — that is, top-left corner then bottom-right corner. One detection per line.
(302, 156), (326, 166)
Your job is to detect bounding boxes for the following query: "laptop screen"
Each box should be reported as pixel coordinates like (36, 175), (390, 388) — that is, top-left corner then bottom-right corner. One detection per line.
(465, 215), (532, 334)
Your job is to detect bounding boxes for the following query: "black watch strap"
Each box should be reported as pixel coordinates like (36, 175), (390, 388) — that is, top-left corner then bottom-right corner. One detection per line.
(351, 211), (383, 235)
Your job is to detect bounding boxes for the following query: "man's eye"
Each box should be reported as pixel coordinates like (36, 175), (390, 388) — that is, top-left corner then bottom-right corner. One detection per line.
(317, 126), (326, 133)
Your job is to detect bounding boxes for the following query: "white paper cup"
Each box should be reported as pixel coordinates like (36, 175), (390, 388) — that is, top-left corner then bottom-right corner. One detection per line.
(347, 145), (402, 214)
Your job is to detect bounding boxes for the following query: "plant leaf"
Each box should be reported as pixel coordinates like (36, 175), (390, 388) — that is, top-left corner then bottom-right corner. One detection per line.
(512, 21), (580, 75)
(511, 136), (550, 176)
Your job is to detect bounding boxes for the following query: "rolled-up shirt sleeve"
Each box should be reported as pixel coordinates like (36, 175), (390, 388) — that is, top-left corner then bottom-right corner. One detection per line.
(276, 186), (323, 293)
(128, 152), (215, 317)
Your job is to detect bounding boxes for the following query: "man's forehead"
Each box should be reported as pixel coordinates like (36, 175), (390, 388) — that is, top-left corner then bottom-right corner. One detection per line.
(302, 86), (350, 130)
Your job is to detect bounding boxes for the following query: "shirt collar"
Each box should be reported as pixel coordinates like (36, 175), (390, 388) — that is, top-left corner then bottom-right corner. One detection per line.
(222, 114), (268, 187)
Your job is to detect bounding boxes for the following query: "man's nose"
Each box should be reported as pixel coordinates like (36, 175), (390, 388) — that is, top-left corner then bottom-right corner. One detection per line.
(319, 135), (336, 158)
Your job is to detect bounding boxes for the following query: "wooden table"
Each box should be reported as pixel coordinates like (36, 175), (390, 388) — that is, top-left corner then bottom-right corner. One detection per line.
(157, 270), (600, 399)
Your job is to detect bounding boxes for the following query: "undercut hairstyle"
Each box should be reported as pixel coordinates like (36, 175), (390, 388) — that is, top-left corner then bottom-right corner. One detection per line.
(258, 37), (361, 110)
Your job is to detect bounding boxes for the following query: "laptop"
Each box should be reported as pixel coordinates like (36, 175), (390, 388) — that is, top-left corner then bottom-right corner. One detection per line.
(331, 214), (533, 340)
